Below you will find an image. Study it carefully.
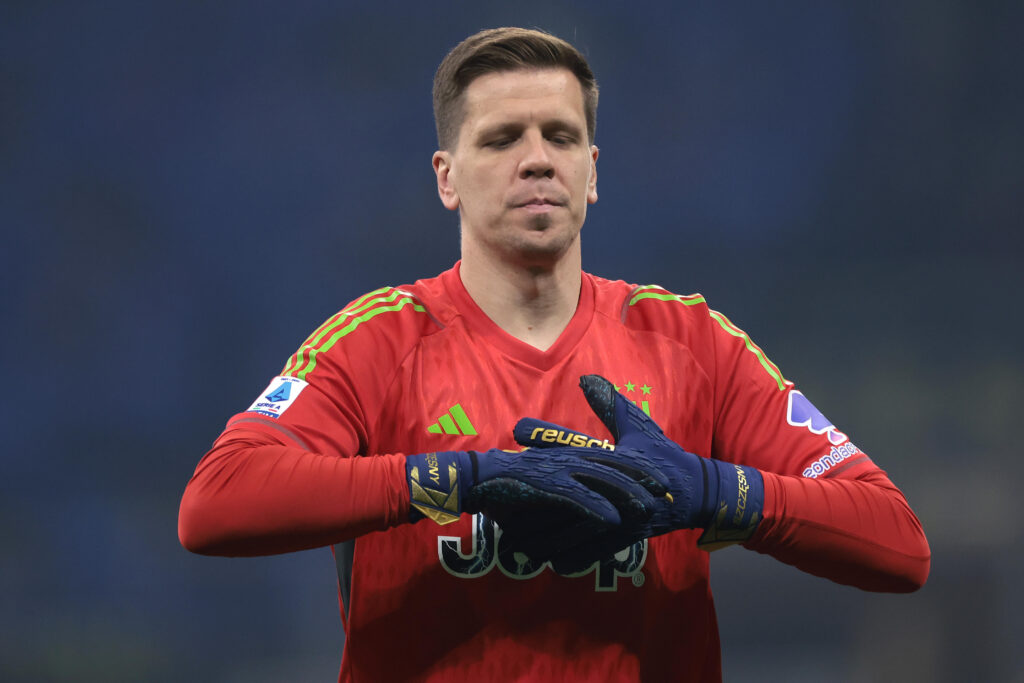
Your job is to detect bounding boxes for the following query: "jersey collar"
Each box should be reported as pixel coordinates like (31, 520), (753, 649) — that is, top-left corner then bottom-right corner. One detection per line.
(442, 261), (596, 372)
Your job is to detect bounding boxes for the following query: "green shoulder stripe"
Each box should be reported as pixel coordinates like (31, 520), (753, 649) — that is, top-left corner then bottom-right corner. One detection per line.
(345, 286), (393, 311)
(708, 310), (790, 390)
(281, 288), (427, 380)
(627, 284), (790, 391)
(291, 286), (392, 352)
(629, 285), (706, 308)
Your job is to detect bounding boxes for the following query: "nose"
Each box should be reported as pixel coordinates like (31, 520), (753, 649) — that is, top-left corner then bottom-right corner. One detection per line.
(518, 132), (555, 179)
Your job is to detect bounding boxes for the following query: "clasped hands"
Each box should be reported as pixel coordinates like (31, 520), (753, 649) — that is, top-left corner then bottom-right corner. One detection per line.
(406, 375), (763, 571)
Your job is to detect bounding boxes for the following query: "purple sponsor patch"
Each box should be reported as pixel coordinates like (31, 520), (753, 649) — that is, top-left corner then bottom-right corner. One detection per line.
(787, 391), (848, 445)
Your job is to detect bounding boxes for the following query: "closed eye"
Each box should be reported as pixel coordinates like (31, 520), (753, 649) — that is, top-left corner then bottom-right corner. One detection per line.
(484, 138), (516, 149)
(543, 120), (583, 146)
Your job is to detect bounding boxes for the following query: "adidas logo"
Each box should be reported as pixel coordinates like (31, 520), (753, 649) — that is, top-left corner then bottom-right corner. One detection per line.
(427, 404), (477, 436)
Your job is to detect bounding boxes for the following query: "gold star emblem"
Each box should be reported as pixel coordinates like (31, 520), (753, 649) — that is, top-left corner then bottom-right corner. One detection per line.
(641, 384), (652, 395)
(624, 381), (636, 392)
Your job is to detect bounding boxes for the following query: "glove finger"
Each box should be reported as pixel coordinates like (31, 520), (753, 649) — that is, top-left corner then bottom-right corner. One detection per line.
(469, 476), (623, 526)
(473, 447), (664, 525)
(581, 453), (670, 496)
(555, 452), (663, 518)
(572, 472), (653, 524)
(513, 418), (613, 451)
(514, 447), (664, 521)
(514, 413), (670, 495)
(579, 374), (668, 446)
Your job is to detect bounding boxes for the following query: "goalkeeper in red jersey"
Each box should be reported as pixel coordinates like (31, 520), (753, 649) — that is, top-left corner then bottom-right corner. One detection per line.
(179, 27), (930, 683)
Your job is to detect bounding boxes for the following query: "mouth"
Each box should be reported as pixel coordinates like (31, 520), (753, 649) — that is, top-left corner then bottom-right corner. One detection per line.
(514, 197), (565, 213)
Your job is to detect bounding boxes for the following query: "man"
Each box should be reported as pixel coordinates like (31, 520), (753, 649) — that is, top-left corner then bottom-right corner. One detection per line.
(179, 27), (929, 682)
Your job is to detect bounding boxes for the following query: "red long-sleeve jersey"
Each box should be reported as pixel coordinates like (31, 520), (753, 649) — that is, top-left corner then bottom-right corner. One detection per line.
(179, 262), (929, 682)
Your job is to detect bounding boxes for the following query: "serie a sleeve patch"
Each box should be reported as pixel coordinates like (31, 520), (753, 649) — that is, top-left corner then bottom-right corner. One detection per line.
(246, 376), (309, 419)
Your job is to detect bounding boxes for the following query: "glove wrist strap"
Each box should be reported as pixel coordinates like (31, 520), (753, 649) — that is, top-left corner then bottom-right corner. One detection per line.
(697, 460), (764, 551)
(407, 451), (471, 525)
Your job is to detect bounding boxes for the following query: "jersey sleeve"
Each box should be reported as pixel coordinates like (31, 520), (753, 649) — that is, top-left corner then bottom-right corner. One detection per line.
(703, 302), (930, 591)
(178, 287), (433, 556)
(627, 286), (930, 591)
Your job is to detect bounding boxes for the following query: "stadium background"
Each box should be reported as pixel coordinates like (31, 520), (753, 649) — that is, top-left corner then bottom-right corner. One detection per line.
(2, 1), (1021, 681)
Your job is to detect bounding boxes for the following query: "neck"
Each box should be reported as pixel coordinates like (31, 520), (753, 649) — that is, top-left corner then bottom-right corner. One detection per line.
(459, 240), (582, 352)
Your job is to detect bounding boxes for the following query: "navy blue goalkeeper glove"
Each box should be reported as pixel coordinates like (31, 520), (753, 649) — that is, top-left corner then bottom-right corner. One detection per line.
(511, 374), (764, 568)
(405, 443), (660, 554)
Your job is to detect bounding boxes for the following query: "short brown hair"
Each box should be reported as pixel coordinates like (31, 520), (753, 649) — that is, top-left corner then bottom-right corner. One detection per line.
(432, 27), (599, 150)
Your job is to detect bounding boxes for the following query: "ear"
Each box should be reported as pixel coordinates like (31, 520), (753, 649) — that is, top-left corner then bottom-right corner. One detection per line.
(432, 150), (460, 211)
(587, 145), (599, 205)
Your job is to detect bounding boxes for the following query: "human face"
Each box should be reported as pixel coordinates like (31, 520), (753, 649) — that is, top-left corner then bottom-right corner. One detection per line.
(433, 68), (598, 266)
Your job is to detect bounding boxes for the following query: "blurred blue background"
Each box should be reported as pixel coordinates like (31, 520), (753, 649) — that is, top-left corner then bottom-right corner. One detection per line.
(2, 1), (1022, 681)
